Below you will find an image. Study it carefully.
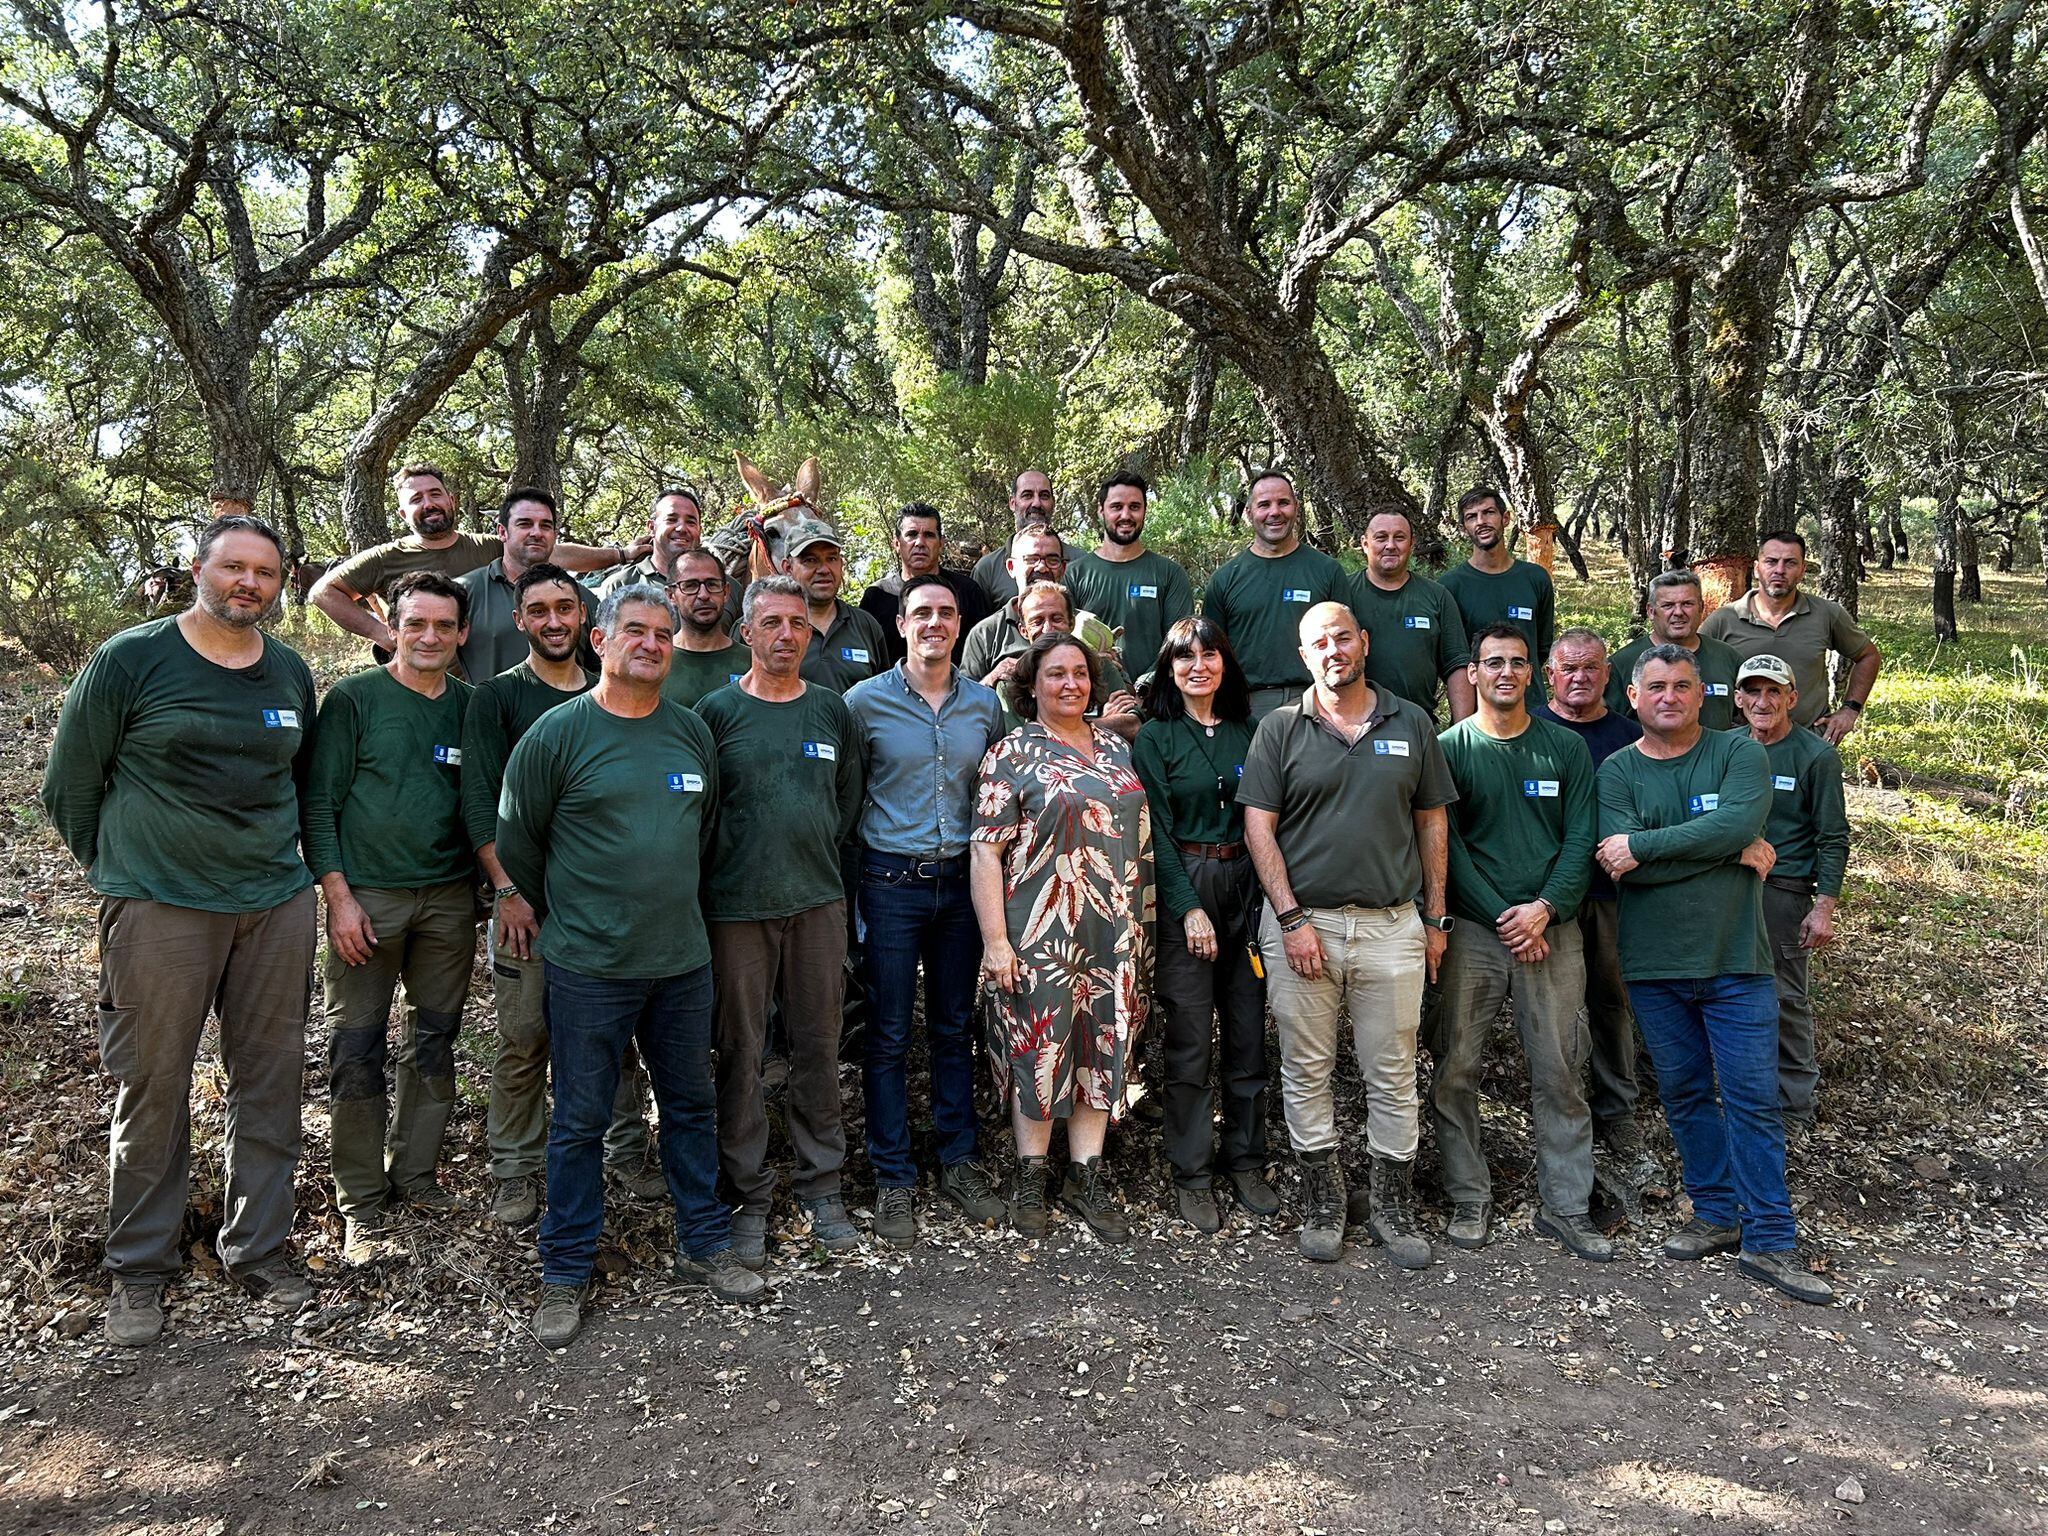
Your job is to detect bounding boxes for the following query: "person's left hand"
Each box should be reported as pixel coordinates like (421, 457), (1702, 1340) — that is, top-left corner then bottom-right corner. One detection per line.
(1183, 909), (1218, 961)
(1424, 925), (1448, 983)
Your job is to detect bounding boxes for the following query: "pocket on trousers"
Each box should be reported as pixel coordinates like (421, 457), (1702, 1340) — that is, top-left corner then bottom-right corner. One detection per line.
(492, 959), (521, 981)
(96, 1006), (141, 1080)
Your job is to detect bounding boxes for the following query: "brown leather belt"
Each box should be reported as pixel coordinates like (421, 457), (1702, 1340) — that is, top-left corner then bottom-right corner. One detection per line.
(1177, 840), (1245, 861)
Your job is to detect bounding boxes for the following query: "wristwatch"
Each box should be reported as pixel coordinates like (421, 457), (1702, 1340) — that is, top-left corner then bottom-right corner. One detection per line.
(1421, 913), (1454, 932)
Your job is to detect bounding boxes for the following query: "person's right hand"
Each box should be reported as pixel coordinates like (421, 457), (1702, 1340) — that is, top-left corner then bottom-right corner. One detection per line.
(1281, 918), (1324, 981)
(327, 893), (378, 966)
(981, 939), (1024, 991)
(983, 656), (1019, 689)
(495, 893), (540, 959)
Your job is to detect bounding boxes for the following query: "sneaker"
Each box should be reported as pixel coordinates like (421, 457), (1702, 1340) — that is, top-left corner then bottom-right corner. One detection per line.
(1366, 1156), (1433, 1270)
(1739, 1248), (1835, 1305)
(232, 1255), (314, 1309)
(1445, 1202), (1491, 1251)
(1225, 1166), (1282, 1216)
(1059, 1156), (1130, 1243)
(532, 1282), (587, 1347)
(1010, 1156), (1052, 1238)
(873, 1186), (917, 1246)
(105, 1280), (164, 1348)
(1534, 1207), (1617, 1263)
(606, 1157), (669, 1204)
(675, 1246), (767, 1303)
(803, 1196), (861, 1252)
(731, 1208), (769, 1270)
(395, 1178), (458, 1213)
(492, 1175), (540, 1228)
(1297, 1154), (1345, 1263)
(342, 1215), (393, 1266)
(937, 1161), (1006, 1226)
(1661, 1217), (1741, 1261)
(1174, 1184), (1222, 1234)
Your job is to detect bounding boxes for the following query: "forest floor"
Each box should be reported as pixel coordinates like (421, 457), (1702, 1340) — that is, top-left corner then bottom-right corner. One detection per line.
(0, 562), (2044, 1536)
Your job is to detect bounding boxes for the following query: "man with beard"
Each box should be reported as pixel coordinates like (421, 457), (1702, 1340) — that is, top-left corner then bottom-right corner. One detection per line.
(1200, 473), (1349, 721)
(455, 487), (598, 682)
(312, 463), (638, 652)
(44, 515), (319, 1346)
(597, 488), (705, 598)
(462, 563), (661, 1228)
(1607, 570), (1742, 731)
(858, 503), (992, 665)
(1062, 472), (1194, 684)
(971, 469), (1085, 605)
(661, 547), (752, 709)
(781, 519), (890, 694)
(302, 572), (477, 1261)
(1438, 486), (1556, 703)
(1345, 507), (1475, 722)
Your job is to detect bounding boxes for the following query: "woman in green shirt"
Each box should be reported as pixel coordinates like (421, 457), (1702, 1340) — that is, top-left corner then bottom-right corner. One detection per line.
(1132, 617), (1275, 1233)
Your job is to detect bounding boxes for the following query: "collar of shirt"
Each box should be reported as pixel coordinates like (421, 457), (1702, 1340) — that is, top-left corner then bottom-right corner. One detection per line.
(1298, 685), (1395, 745)
(1735, 588), (1812, 623)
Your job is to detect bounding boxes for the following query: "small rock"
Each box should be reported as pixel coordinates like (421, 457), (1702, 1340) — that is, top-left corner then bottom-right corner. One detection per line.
(55, 1309), (92, 1339)
(1835, 1476), (1866, 1505)
(1265, 1398), (1290, 1419)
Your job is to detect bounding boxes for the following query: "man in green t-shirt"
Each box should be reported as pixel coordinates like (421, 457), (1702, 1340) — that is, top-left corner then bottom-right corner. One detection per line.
(662, 548), (750, 709)
(1347, 507), (1474, 722)
(302, 571), (477, 1262)
(1734, 654), (1851, 1137)
(1437, 486), (1556, 704)
(498, 583), (766, 1348)
(782, 518), (890, 694)
(969, 468), (1085, 605)
(1429, 625), (1607, 1261)
(1200, 472), (1349, 719)
(42, 515), (319, 1345)
(1607, 569), (1742, 730)
(1595, 645), (1831, 1306)
(1062, 471), (1194, 684)
(697, 577), (867, 1267)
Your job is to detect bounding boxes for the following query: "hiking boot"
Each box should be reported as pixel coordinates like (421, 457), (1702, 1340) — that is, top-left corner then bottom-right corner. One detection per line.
(395, 1177), (458, 1213)
(1010, 1156), (1052, 1238)
(532, 1282), (587, 1348)
(1174, 1184), (1222, 1234)
(1059, 1156), (1130, 1243)
(1534, 1207), (1617, 1263)
(1445, 1202), (1491, 1251)
(232, 1255), (314, 1310)
(873, 1185), (917, 1246)
(675, 1246), (768, 1303)
(1297, 1152), (1345, 1263)
(803, 1196), (861, 1252)
(1366, 1156), (1433, 1270)
(1226, 1166), (1282, 1216)
(342, 1214), (393, 1266)
(938, 1161), (1006, 1226)
(105, 1280), (164, 1348)
(606, 1156), (669, 1204)
(492, 1175), (540, 1228)
(1739, 1248), (1835, 1306)
(1661, 1217), (1741, 1261)
(1128, 1094), (1165, 1129)
(730, 1208), (770, 1270)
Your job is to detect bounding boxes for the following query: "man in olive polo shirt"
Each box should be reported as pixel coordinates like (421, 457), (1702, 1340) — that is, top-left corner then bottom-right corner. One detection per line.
(43, 514), (319, 1345)
(970, 468), (1085, 605)
(1241, 601), (1456, 1270)
(662, 548), (751, 709)
(961, 524), (1079, 686)
(1700, 528), (1882, 743)
(781, 518), (890, 694)
(1429, 625), (1608, 1261)
(1607, 569), (1742, 731)
(1735, 654), (1851, 1135)
(1346, 506), (1475, 722)
(597, 487), (703, 598)
(1062, 471), (1194, 683)
(455, 486), (598, 682)
(1201, 472), (1350, 720)
(1438, 485), (1555, 704)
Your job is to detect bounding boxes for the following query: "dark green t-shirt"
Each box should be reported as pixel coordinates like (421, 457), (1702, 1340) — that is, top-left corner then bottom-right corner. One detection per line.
(1607, 634), (1743, 732)
(1436, 715), (1596, 926)
(1064, 549), (1195, 681)
(1237, 689), (1458, 909)
(1132, 714), (1257, 920)
(1200, 544), (1349, 690)
(302, 666), (474, 889)
(692, 683), (865, 921)
(663, 641), (750, 710)
(1438, 559), (1556, 702)
(460, 661), (594, 851)
(1595, 728), (1772, 981)
(40, 616), (316, 913)
(1755, 726), (1850, 897)
(798, 601), (892, 694)
(1347, 571), (1471, 717)
(496, 694), (718, 979)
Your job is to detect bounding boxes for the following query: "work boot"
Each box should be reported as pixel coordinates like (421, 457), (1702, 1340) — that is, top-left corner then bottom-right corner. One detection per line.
(342, 1213), (393, 1266)
(1226, 1166), (1282, 1216)
(105, 1279), (165, 1348)
(1661, 1216), (1741, 1260)
(1175, 1183), (1222, 1235)
(394, 1177), (458, 1213)
(606, 1155), (670, 1204)
(1366, 1156), (1433, 1270)
(730, 1208), (770, 1270)
(1009, 1156), (1052, 1238)
(674, 1247), (768, 1303)
(938, 1160), (1006, 1226)
(1445, 1201), (1491, 1251)
(492, 1175), (540, 1228)
(1534, 1206), (1617, 1263)
(1739, 1248), (1835, 1306)
(803, 1195), (861, 1252)
(873, 1186), (917, 1246)
(231, 1255), (314, 1309)
(1297, 1152), (1345, 1263)
(532, 1282), (587, 1348)
(1059, 1156), (1130, 1243)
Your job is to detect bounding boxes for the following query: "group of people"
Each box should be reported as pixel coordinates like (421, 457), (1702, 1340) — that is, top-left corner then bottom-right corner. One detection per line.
(41, 461), (1876, 1351)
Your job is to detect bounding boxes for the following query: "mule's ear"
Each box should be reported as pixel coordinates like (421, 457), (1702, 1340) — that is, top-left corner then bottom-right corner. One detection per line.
(793, 457), (822, 506)
(735, 452), (776, 506)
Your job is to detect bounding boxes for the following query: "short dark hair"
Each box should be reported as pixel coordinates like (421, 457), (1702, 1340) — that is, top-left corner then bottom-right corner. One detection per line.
(1145, 615), (1251, 724)
(672, 547), (727, 584)
(195, 514), (287, 567)
(1631, 641), (1702, 687)
(388, 568), (469, 629)
(393, 462), (448, 493)
(1458, 486), (1503, 517)
(499, 486), (558, 525)
(1247, 469), (1294, 501)
(1097, 472), (1149, 507)
(899, 573), (958, 613)
(1470, 622), (1530, 659)
(1758, 528), (1807, 555)
(654, 487), (702, 514)
(897, 502), (944, 535)
(1364, 506), (1415, 532)
(512, 560), (579, 606)
(1007, 630), (1100, 721)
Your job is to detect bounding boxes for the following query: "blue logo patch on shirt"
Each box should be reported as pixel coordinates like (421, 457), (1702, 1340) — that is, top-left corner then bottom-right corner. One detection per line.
(1509, 605), (1535, 621)
(433, 745), (462, 766)
(261, 708), (301, 729)
(1522, 779), (1560, 798)
(840, 646), (871, 663)
(803, 741), (838, 762)
(1372, 739), (1411, 757)
(667, 772), (705, 793)
(1404, 615), (1432, 630)
(1234, 764), (1244, 778)
(1282, 588), (1312, 603)
(1127, 583), (1159, 599)
(1705, 682), (1730, 696)
(1688, 792), (1721, 814)
(1773, 774), (1797, 791)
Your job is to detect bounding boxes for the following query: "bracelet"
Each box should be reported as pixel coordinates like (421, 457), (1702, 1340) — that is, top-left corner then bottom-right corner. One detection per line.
(1843, 699), (1864, 712)
(1279, 910), (1311, 933)
(1274, 905), (1305, 928)
(494, 884), (520, 901)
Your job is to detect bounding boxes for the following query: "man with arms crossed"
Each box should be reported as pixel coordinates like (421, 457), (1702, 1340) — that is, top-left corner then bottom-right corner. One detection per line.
(1201, 472), (1349, 720)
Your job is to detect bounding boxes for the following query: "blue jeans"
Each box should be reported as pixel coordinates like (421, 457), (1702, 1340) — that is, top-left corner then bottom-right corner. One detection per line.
(539, 962), (727, 1283)
(858, 854), (982, 1186)
(1627, 974), (1796, 1253)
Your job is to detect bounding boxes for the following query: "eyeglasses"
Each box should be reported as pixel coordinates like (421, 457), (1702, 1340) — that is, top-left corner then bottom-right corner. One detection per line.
(1476, 656), (1531, 672)
(669, 578), (726, 594)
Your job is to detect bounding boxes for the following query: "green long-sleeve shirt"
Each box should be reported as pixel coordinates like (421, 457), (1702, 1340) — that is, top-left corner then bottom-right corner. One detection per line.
(1199, 544), (1348, 690)
(40, 616), (316, 913)
(1755, 726), (1850, 897)
(459, 662), (594, 852)
(1595, 728), (1773, 980)
(1436, 715), (1595, 927)
(1132, 714), (1257, 920)
(692, 683), (865, 921)
(496, 694), (719, 978)
(302, 666), (474, 888)
(1347, 570), (1471, 717)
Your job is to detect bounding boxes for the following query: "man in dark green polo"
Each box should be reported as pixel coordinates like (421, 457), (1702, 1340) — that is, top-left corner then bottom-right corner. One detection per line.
(1608, 570), (1742, 731)
(1347, 507), (1474, 722)
(455, 486), (597, 682)
(1062, 471), (1194, 683)
(1438, 486), (1555, 703)
(662, 547), (751, 709)
(781, 518), (889, 694)
(1200, 472), (1349, 720)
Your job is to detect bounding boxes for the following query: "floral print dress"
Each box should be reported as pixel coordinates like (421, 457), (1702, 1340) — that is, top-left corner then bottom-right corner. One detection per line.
(973, 722), (1155, 1120)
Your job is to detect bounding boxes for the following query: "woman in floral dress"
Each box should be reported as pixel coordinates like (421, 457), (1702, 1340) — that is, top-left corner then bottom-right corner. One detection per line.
(971, 632), (1153, 1243)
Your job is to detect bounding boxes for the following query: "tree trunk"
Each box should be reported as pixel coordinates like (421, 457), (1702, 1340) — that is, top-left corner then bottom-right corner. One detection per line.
(1932, 407), (1962, 640)
(1818, 464), (1863, 618)
(1959, 519), (1982, 602)
(1692, 237), (1789, 605)
(195, 367), (268, 518)
(1177, 340), (1218, 465)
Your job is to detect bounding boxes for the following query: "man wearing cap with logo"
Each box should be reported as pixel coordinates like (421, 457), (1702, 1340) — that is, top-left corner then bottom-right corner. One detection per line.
(1607, 570), (1742, 731)
(1735, 654), (1850, 1137)
(782, 518), (890, 694)
(1202, 472), (1350, 721)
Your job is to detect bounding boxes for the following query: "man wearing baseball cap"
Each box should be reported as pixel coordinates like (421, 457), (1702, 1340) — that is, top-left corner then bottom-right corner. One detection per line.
(782, 518), (890, 694)
(1735, 654), (1850, 1140)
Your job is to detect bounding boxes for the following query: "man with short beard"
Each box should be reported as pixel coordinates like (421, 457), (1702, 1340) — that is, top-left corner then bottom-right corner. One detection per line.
(971, 469), (1084, 605)
(781, 519), (890, 694)
(597, 488), (705, 598)
(1607, 570), (1742, 731)
(858, 503), (992, 664)
(661, 547), (751, 709)
(455, 487), (598, 682)
(1200, 472), (1349, 720)
(44, 515), (319, 1346)
(1062, 472), (1194, 683)
(1438, 486), (1556, 703)
(1346, 507), (1475, 722)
